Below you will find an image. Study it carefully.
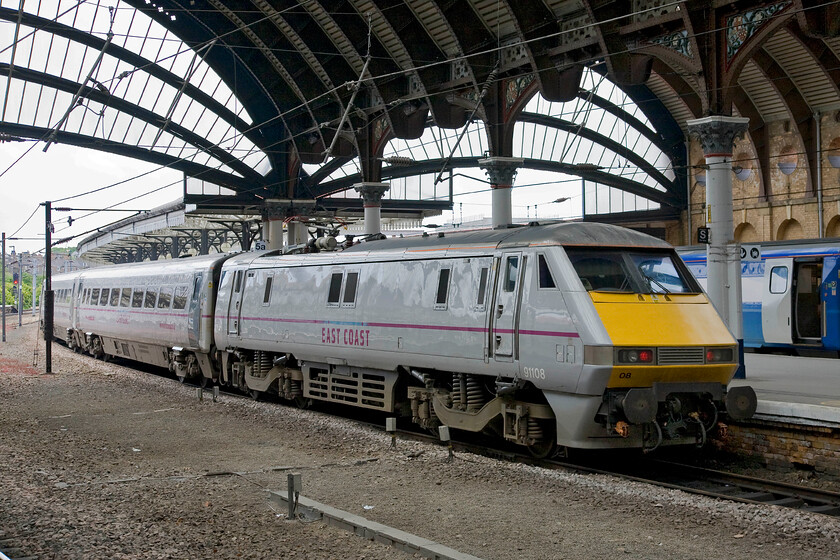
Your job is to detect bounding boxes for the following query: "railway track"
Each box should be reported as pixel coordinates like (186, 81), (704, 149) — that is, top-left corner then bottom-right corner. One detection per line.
(88, 351), (840, 519)
(604, 459), (840, 516)
(384, 426), (840, 518)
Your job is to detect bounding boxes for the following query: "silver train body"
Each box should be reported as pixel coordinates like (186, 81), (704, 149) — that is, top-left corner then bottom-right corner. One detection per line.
(45, 223), (756, 453)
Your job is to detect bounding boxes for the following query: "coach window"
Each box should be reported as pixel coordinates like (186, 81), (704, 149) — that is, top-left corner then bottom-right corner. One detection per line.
(769, 266), (789, 294)
(99, 288), (110, 306)
(504, 256), (519, 292)
(90, 288), (99, 305)
(120, 288), (131, 307)
(144, 288), (158, 308)
(327, 272), (343, 307)
(538, 254), (557, 289)
(132, 288), (144, 308)
(342, 272), (359, 308)
(263, 275), (274, 306)
(158, 287), (173, 309)
(435, 268), (451, 310)
(476, 267), (489, 310)
(110, 288), (121, 306)
(173, 286), (188, 310)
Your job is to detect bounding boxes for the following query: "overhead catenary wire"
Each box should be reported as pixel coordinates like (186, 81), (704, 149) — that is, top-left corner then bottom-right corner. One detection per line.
(4, 0), (834, 175)
(4, 0), (838, 241)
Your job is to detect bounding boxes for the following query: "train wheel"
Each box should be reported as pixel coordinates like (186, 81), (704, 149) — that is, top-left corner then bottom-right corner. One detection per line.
(294, 396), (312, 409)
(90, 337), (104, 360)
(527, 439), (556, 459)
(525, 418), (557, 459)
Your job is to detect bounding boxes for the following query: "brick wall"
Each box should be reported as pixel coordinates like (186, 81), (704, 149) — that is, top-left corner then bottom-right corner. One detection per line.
(599, 112), (840, 246)
(712, 419), (840, 477)
(683, 111), (840, 243)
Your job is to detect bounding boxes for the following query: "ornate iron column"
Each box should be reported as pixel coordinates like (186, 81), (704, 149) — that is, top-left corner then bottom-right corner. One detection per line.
(478, 157), (523, 228)
(687, 115), (749, 378)
(262, 205), (285, 251)
(354, 182), (390, 235)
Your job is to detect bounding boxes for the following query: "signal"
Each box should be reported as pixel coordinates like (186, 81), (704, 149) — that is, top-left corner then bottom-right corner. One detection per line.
(12, 272), (19, 286)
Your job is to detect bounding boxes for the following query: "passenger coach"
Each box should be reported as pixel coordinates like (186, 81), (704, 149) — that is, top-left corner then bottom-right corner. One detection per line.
(680, 239), (840, 356)
(55, 254), (229, 381)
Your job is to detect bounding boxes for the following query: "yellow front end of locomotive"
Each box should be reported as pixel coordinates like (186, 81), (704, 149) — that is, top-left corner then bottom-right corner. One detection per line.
(590, 292), (739, 388)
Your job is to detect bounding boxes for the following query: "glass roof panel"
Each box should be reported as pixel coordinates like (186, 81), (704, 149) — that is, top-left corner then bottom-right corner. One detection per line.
(0, 0), (267, 180)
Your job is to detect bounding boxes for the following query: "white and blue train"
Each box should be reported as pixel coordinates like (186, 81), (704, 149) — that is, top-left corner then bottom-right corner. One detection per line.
(44, 222), (757, 455)
(679, 239), (840, 357)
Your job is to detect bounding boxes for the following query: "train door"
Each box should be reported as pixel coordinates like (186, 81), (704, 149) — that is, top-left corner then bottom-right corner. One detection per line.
(227, 269), (245, 336)
(493, 252), (523, 361)
(761, 258), (793, 344)
(793, 260), (822, 343)
(72, 278), (83, 330)
(188, 272), (202, 347)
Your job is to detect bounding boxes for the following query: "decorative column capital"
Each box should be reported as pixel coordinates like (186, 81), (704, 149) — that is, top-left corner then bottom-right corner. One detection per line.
(478, 157), (524, 187)
(261, 198), (317, 220)
(354, 182), (390, 207)
(686, 116), (750, 158)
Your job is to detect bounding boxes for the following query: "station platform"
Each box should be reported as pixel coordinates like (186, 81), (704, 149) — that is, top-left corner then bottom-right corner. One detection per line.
(730, 354), (840, 427)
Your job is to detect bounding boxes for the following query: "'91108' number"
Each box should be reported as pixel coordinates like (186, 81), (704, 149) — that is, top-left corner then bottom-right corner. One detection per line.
(522, 367), (545, 379)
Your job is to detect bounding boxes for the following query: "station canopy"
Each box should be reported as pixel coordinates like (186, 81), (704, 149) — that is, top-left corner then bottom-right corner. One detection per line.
(2, 0), (839, 260)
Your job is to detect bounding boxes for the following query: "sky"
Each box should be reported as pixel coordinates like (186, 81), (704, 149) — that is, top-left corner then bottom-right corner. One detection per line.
(0, 1), (661, 258)
(0, 140), (184, 256)
(0, 138), (592, 257)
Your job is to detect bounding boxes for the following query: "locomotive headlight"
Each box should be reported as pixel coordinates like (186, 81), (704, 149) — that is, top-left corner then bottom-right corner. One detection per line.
(705, 347), (735, 363)
(616, 348), (655, 364)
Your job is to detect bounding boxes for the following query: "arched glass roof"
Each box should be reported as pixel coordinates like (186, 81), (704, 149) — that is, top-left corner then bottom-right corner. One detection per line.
(313, 68), (676, 220)
(0, 0), (268, 181)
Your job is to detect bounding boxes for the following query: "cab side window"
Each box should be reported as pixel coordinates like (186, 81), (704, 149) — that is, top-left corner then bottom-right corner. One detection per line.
(476, 267), (489, 310)
(435, 268), (451, 310)
(538, 254), (557, 289)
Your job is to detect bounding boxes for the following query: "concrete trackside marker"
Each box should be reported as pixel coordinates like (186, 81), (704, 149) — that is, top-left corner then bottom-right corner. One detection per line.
(267, 490), (485, 560)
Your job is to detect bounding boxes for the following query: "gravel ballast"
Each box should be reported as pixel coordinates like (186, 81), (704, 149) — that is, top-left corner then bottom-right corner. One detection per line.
(1, 320), (838, 559)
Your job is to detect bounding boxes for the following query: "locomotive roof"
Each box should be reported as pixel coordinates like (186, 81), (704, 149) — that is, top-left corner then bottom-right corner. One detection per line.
(343, 221), (672, 254)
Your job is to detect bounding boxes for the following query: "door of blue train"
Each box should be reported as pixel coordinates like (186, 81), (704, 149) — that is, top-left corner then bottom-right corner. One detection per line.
(493, 252), (523, 361)
(762, 257), (823, 345)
